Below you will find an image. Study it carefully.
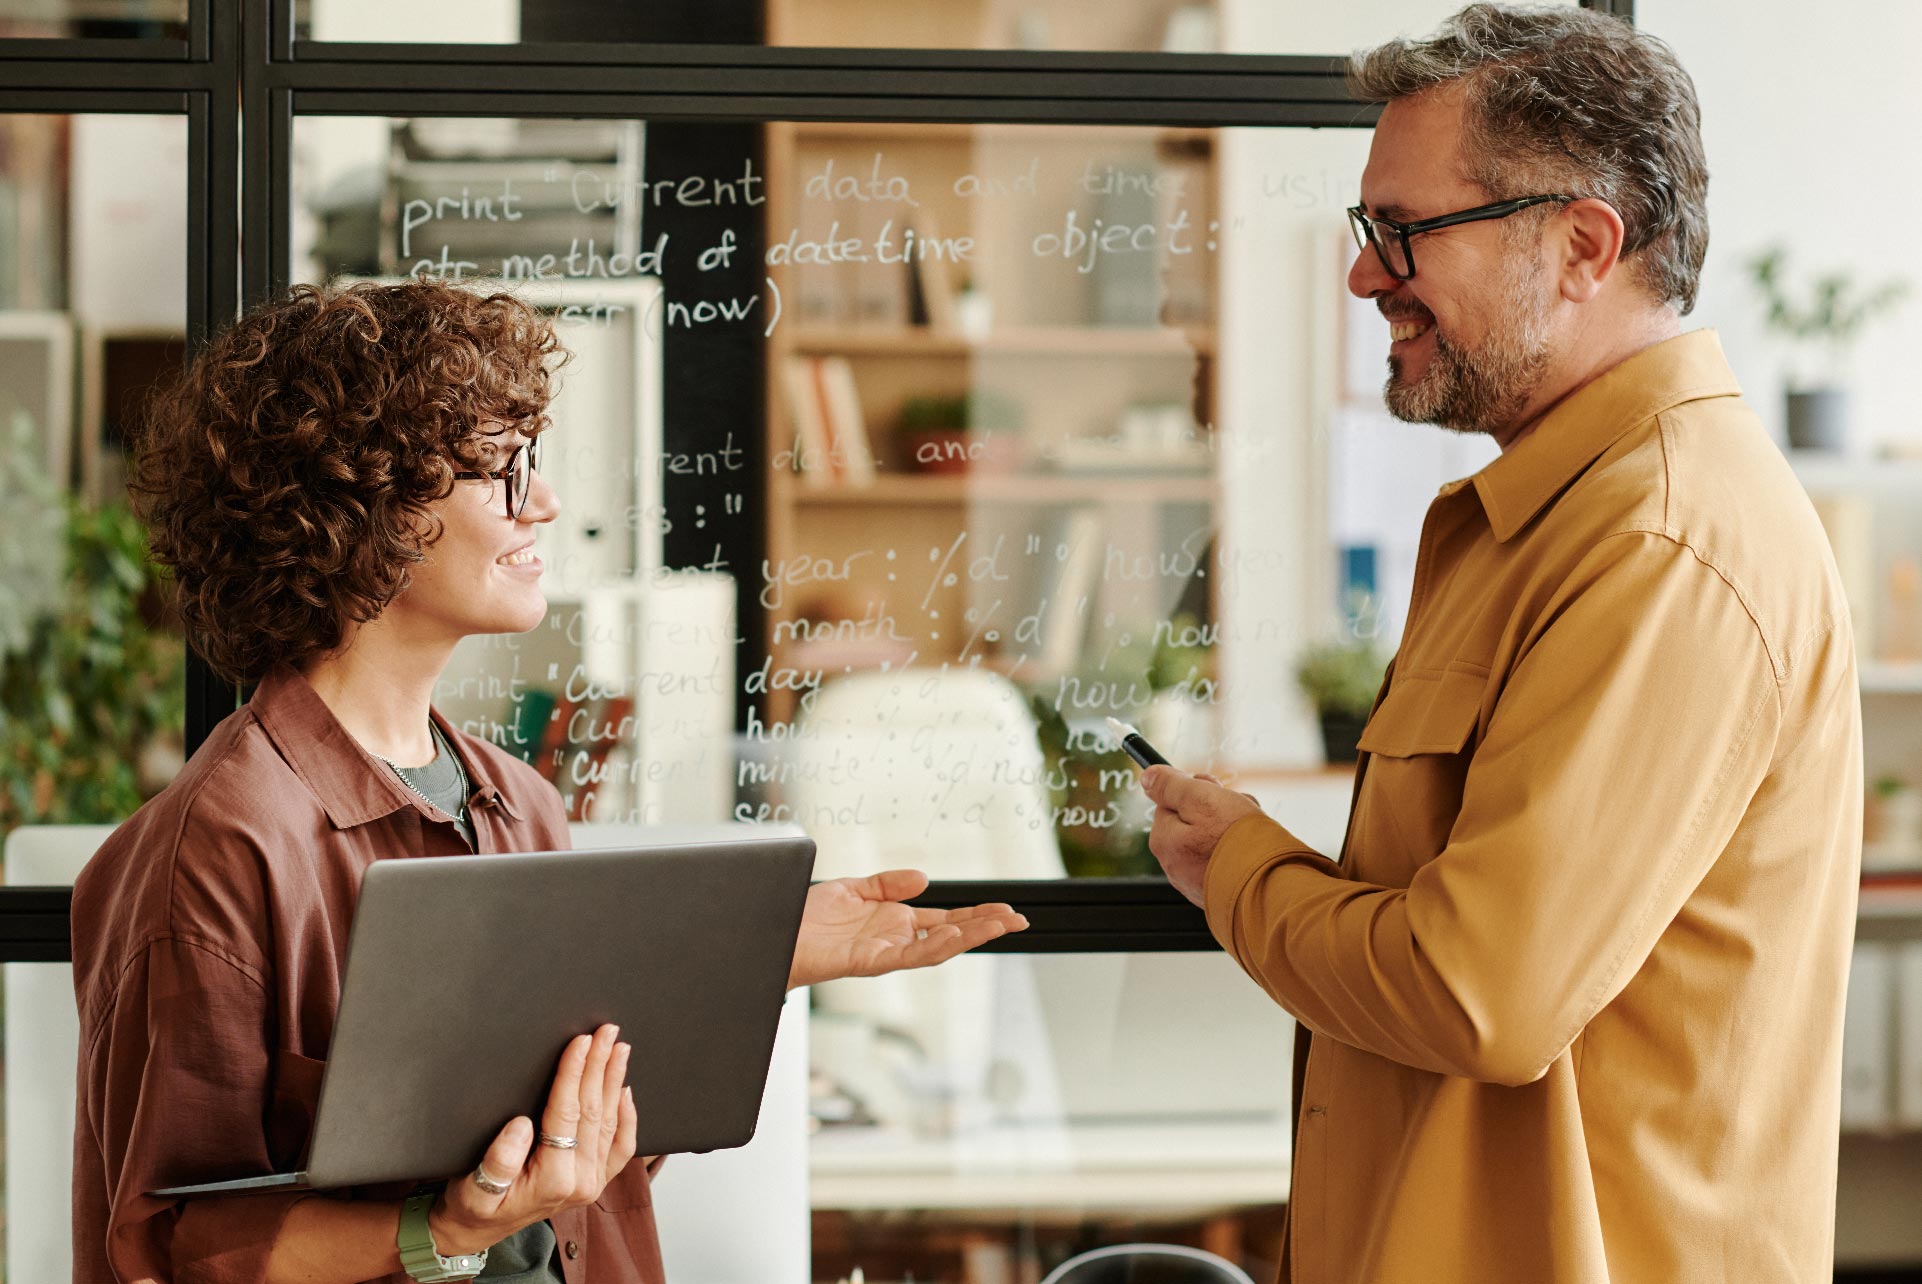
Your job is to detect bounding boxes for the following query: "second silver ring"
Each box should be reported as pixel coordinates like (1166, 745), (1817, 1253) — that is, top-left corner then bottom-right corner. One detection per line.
(538, 1132), (580, 1150)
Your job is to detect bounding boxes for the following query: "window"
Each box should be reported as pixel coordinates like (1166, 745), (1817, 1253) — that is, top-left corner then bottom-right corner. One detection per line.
(0, 6), (1680, 1280)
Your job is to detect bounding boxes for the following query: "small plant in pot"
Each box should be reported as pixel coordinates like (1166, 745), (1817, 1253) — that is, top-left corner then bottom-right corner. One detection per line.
(1865, 774), (1922, 872)
(1745, 246), (1909, 452)
(897, 390), (1024, 474)
(1294, 637), (1388, 764)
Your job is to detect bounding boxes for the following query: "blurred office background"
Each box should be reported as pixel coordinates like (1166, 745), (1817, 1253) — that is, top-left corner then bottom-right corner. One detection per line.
(3, 1), (1921, 1280)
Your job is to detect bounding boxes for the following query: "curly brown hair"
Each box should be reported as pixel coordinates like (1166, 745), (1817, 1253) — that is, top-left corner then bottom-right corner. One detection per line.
(131, 279), (564, 684)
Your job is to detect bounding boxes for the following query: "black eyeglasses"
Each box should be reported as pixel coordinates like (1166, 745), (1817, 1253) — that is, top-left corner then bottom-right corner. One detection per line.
(1347, 194), (1574, 280)
(454, 438), (541, 519)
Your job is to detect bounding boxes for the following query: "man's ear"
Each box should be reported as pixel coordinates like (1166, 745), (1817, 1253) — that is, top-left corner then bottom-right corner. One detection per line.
(1555, 197), (1627, 304)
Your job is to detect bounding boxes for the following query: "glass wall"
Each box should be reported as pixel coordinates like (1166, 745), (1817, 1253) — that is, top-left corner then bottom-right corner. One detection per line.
(0, 111), (188, 1284)
(296, 0), (1576, 54)
(291, 114), (1462, 871)
(290, 109), (1489, 1276)
(0, 1), (187, 39)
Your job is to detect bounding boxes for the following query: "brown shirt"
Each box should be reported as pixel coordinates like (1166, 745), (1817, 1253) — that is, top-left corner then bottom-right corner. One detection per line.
(1207, 331), (1861, 1283)
(70, 666), (664, 1284)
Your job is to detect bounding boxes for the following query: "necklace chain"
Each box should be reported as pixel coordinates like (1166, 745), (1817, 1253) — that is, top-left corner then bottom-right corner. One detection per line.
(374, 723), (469, 818)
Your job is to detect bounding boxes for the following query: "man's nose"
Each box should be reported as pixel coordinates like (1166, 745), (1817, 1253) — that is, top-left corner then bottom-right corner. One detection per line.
(1347, 243), (1397, 299)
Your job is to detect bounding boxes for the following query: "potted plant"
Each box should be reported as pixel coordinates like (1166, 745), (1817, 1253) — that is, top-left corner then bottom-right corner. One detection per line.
(1745, 246), (1910, 452)
(1294, 637), (1388, 764)
(0, 494), (186, 827)
(1865, 774), (1922, 872)
(896, 390), (1024, 474)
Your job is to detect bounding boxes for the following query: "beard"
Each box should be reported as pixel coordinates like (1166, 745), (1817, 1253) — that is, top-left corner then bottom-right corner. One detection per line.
(1382, 255), (1554, 437)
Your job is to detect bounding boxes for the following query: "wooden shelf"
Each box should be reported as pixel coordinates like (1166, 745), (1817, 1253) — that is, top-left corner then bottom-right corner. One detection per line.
(1859, 883), (1922, 919)
(780, 473), (1217, 505)
(1787, 450), (1922, 495)
(788, 122), (1215, 149)
(785, 325), (1216, 358)
(1861, 661), (1922, 694)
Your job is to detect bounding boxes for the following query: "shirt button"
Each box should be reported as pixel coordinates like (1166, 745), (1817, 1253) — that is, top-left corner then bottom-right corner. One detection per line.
(565, 1240), (580, 1260)
(1306, 1105), (1326, 1116)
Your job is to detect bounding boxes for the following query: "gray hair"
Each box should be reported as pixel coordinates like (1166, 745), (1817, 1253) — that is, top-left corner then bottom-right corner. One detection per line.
(1349, 3), (1708, 314)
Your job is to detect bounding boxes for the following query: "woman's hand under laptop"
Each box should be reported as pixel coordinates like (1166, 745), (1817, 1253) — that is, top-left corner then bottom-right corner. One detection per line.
(427, 1023), (636, 1256)
(786, 869), (1029, 989)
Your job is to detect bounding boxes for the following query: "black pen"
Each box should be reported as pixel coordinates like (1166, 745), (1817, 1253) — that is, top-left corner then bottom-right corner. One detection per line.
(1106, 716), (1170, 769)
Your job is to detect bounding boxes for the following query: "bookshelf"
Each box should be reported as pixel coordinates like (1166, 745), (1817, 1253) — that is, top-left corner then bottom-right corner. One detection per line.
(1788, 448), (1922, 1262)
(759, 114), (1223, 724)
(787, 325), (1216, 358)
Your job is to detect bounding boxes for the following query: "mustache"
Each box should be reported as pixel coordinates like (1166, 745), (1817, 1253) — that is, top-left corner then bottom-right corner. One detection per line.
(1380, 306), (1435, 325)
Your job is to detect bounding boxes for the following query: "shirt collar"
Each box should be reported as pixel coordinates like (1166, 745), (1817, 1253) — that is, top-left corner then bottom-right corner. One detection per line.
(1468, 329), (1744, 542)
(250, 665), (521, 830)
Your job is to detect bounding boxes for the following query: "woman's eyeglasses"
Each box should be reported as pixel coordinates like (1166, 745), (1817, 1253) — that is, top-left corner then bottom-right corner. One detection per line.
(454, 439), (541, 520)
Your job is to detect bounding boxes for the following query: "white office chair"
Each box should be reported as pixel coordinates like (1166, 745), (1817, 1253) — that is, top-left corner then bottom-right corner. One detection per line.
(4, 824), (116, 1284)
(783, 668), (1064, 1135)
(1039, 1244), (1257, 1284)
(787, 666), (1067, 883)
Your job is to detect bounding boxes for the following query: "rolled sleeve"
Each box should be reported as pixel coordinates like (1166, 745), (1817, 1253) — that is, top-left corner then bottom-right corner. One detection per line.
(81, 937), (309, 1284)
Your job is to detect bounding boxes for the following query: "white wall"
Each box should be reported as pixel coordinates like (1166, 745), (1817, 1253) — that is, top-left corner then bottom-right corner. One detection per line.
(1638, 1), (1922, 454)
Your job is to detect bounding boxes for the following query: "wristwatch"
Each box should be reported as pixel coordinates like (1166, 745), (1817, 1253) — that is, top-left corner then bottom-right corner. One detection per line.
(397, 1192), (489, 1281)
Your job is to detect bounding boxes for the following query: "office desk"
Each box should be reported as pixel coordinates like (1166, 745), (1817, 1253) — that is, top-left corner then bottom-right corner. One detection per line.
(810, 1117), (1291, 1217)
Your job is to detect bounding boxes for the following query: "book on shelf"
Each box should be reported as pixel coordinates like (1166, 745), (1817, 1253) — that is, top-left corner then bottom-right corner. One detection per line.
(905, 207), (959, 331)
(780, 355), (874, 487)
(850, 196), (908, 326)
(816, 355), (875, 485)
(1841, 940), (1894, 1131)
(1899, 941), (1922, 1130)
(782, 355), (835, 488)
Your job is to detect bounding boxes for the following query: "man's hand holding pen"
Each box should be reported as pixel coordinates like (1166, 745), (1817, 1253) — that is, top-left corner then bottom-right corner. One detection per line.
(1141, 767), (1264, 908)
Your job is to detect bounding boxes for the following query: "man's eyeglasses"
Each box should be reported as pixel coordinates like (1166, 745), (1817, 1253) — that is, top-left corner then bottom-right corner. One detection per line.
(1347, 194), (1574, 280)
(454, 438), (541, 520)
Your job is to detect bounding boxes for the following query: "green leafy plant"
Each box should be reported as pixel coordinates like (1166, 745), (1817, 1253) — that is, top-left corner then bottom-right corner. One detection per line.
(1746, 246), (1910, 389)
(1147, 611), (1216, 693)
(1027, 696), (1158, 879)
(896, 389), (1024, 435)
(1294, 637), (1388, 720)
(0, 492), (185, 829)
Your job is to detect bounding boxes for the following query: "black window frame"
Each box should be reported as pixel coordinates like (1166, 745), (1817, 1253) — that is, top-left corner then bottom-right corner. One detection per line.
(0, 0), (1630, 962)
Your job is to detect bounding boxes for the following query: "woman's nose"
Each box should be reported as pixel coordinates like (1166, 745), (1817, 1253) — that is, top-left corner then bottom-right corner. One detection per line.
(520, 465), (561, 524)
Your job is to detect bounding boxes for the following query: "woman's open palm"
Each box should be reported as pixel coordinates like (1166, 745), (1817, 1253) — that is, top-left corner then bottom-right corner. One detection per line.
(787, 870), (1027, 988)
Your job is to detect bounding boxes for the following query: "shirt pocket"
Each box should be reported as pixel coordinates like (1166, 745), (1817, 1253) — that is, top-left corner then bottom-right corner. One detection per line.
(1356, 663), (1486, 758)
(1351, 663), (1487, 877)
(268, 1048), (328, 1171)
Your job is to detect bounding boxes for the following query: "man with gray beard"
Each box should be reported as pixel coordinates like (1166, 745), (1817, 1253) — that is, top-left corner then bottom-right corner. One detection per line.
(1141, 6), (1861, 1283)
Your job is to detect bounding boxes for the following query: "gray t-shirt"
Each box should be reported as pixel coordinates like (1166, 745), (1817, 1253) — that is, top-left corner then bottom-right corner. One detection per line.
(394, 732), (562, 1284)
(391, 722), (476, 851)
(477, 1216), (564, 1282)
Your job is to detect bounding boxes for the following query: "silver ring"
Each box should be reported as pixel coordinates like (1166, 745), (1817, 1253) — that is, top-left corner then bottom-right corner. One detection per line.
(537, 1132), (580, 1150)
(471, 1166), (511, 1195)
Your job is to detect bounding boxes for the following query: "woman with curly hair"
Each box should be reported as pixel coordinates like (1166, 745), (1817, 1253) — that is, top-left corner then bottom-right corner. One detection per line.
(69, 279), (1026, 1284)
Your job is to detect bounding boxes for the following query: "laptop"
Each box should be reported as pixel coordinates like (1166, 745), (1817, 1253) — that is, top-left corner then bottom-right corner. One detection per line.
(154, 833), (816, 1195)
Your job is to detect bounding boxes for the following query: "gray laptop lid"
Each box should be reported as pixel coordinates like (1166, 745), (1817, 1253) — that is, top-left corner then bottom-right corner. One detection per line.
(291, 835), (813, 1189)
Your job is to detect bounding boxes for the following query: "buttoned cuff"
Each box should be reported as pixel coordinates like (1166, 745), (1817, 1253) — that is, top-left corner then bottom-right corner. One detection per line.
(1202, 813), (1329, 955)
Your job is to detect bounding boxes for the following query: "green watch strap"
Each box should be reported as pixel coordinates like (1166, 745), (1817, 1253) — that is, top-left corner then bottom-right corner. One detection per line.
(397, 1192), (489, 1282)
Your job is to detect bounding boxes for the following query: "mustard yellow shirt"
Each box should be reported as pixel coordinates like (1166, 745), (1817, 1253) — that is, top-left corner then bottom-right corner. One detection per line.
(1208, 330), (1862, 1284)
